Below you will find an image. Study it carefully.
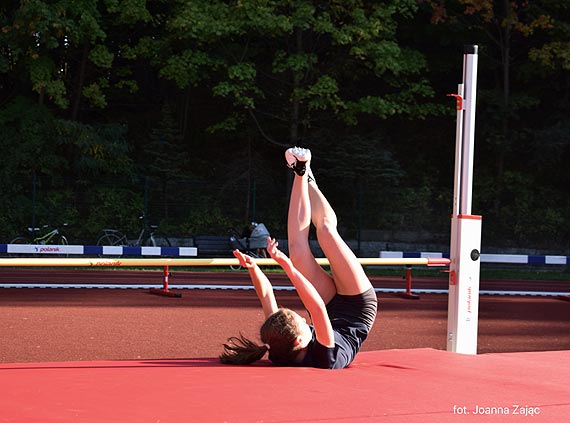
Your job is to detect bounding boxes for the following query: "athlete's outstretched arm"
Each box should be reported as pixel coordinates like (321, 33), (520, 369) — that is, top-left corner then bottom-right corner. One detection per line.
(233, 249), (278, 318)
(265, 238), (334, 347)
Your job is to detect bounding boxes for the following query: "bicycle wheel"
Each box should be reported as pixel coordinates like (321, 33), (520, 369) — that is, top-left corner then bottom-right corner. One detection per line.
(97, 233), (124, 257)
(229, 262), (243, 271)
(10, 236), (30, 244)
(55, 235), (69, 257)
(8, 237), (31, 257)
(230, 250), (263, 271)
(229, 250), (242, 270)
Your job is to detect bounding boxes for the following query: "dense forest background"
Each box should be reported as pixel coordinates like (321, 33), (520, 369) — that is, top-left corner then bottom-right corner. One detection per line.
(0, 0), (568, 253)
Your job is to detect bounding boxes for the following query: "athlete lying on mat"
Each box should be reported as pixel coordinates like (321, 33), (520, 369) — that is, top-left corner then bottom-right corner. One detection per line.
(220, 147), (377, 369)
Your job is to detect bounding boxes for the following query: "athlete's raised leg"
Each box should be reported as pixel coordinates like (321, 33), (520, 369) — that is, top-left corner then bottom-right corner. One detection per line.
(285, 147), (337, 304)
(307, 174), (372, 296)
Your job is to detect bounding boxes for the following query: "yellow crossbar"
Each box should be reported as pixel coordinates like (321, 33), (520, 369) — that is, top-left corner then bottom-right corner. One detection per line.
(0, 257), (450, 267)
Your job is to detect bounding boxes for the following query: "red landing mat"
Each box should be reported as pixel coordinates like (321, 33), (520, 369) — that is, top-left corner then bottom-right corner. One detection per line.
(1, 348), (568, 423)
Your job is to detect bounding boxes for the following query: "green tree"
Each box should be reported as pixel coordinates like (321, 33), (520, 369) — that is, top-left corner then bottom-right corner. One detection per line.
(137, 0), (444, 147)
(0, 1), (146, 240)
(420, 0), (569, 248)
(125, 0), (448, 236)
(0, 96), (135, 240)
(0, 0), (151, 117)
(422, 0), (554, 175)
(143, 103), (189, 223)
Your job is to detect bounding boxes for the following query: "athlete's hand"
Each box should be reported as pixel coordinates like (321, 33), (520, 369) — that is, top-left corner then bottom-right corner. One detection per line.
(266, 237), (290, 266)
(232, 249), (256, 269)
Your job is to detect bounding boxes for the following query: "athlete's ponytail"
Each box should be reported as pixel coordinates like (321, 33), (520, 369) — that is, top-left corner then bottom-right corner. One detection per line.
(219, 334), (269, 365)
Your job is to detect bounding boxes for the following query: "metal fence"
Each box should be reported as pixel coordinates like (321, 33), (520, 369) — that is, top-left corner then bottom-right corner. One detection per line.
(3, 172), (568, 254)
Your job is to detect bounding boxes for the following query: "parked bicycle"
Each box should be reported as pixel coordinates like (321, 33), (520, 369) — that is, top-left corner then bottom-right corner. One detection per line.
(96, 215), (171, 256)
(10, 224), (69, 257)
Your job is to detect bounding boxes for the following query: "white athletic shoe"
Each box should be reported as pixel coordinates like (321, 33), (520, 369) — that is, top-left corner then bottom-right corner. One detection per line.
(285, 147), (311, 176)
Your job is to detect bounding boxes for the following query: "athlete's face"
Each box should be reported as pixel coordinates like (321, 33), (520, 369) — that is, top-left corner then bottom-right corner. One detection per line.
(291, 311), (312, 348)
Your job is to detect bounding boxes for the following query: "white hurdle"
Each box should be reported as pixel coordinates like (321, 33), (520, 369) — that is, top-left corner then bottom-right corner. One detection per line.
(447, 45), (482, 355)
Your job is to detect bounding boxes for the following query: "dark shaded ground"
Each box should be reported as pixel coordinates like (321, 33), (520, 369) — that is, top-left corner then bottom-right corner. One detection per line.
(0, 271), (569, 363)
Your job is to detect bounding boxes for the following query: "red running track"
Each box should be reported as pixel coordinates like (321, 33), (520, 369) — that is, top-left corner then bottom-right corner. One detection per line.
(0, 270), (568, 362)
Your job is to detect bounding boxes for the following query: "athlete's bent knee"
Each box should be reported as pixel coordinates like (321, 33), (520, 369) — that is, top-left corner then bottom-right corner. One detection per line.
(316, 221), (339, 242)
